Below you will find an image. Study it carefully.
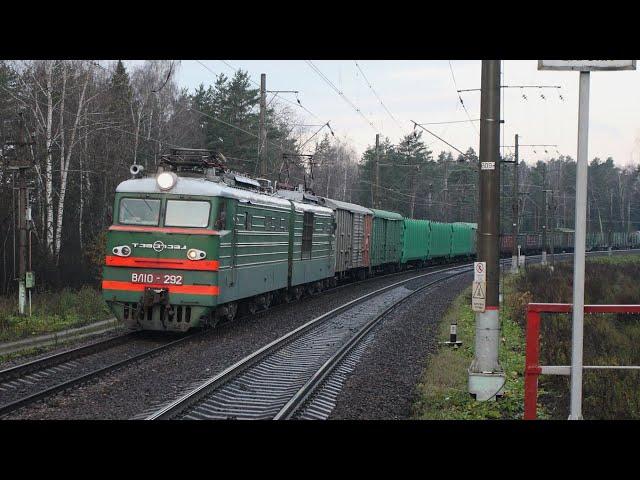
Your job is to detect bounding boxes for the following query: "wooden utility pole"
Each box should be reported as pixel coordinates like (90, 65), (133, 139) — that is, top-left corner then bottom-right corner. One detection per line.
(259, 73), (267, 176)
(6, 112), (34, 315)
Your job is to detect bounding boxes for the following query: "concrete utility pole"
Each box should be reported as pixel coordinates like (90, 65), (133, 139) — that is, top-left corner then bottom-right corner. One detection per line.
(468, 60), (505, 401)
(511, 134), (519, 272)
(375, 133), (380, 208)
(259, 73), (267, 176)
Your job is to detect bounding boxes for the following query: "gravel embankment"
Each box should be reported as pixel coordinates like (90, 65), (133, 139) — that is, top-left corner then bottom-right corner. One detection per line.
(329, 273), (472, 420)
(4, 267), (454, 420)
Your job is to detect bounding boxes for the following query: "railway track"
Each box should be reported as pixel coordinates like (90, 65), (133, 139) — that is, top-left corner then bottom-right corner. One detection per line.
(0, 259), (470, 420)
(0, 330), (199, 417)
(145, 262), (475, 420)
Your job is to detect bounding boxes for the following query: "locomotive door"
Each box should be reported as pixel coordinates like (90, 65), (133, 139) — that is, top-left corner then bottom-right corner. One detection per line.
(229, 200), (239, 288)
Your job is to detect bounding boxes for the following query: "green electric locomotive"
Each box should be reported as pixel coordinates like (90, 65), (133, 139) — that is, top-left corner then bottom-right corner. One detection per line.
(102, 150), (334, 332)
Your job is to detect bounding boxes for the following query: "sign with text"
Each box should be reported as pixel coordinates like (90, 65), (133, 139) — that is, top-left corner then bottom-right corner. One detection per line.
(538, 60), (636, 71)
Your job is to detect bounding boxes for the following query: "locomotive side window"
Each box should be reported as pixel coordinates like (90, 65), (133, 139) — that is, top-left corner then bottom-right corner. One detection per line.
(119, 198), (161, 226)
(165, 200), (211, 228)
(302, 212), (314, 259)
(215, 200), (227, 230)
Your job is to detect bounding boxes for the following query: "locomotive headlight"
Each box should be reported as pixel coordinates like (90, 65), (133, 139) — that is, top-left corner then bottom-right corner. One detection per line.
(157, 172), (177, 191)
(187, 248), (206, 260)
(112, 245), (132, 257)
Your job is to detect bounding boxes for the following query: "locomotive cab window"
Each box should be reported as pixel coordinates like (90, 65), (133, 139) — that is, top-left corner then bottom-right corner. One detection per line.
(165, 200), (211, 228)
(302, 212), (314, 259)
(119, 198), (161, 226)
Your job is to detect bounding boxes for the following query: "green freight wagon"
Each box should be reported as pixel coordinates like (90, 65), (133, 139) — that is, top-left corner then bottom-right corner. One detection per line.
(370, 209), (403, 270)
(401, 218), (430, 264)
(429, 221), (452, 260)
(451, 222), (476, 257)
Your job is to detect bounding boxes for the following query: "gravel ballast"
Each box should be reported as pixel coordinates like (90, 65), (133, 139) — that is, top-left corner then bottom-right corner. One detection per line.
(329, 273), (472, 420)
(4, 266), (460, 420)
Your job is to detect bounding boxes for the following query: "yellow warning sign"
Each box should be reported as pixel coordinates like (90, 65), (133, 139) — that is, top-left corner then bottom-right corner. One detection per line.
(472, 280), (486, 312)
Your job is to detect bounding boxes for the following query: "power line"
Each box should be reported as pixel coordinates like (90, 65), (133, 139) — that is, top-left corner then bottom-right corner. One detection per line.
(199, 60), (323, 121)
(414, 119), (481, 126)
(306, 60), (377, 131)
(448, 61), (479, 136)
(411, 121), (471, 159)
(354, 61), (404, 130)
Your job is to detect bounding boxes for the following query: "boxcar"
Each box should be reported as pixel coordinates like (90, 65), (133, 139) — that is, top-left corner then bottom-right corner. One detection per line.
(451, 222), (476, 257)
(370, 209), (403, 271)
(428, 221), (452, 260)
(401, 218), (430, 265)
(319, 197), (372, 279)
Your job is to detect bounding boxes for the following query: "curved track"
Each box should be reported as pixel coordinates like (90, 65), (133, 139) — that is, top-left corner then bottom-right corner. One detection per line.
(146, 263), (474, 420)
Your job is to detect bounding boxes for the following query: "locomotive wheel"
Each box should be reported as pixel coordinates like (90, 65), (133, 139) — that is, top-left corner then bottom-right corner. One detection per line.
(247, 300), (259, 315)
(226, 302), (238, 321)
(263, 292), (273, 309)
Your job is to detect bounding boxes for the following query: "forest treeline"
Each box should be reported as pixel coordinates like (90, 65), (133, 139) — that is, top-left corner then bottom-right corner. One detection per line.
(1, 60), (638, 293)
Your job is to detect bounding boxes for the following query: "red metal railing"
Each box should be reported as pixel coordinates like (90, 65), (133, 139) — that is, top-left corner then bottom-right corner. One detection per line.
(524, 303), (640, 420)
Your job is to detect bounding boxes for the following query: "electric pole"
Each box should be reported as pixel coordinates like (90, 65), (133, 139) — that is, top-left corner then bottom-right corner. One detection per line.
(542, 166), (548, 264)
(6, 111), (34, 315)
(375, 133), (380, 208)
(511, 134), (519, 272)
(259, 73), (267, 176)
(444, 159), (449, 223)
(469, 60), (505, 401)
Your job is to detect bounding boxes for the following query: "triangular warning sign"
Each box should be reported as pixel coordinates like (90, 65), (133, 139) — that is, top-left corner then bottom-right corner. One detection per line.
(473, 282), (485, 299)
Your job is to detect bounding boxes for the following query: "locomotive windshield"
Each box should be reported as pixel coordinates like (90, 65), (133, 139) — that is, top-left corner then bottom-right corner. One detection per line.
(119, 198), (161, 226)
(165, 200), (211, 228)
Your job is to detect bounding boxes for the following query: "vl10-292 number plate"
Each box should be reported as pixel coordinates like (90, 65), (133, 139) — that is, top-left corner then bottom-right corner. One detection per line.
(131, 272), (184, 285)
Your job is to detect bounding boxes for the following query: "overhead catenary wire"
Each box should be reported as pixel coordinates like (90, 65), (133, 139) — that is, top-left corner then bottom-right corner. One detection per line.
(411, 121), (471, 159)
(448, 61), (479, 136)
(354, 61), (405, 131)
(198, 60), (322, 121)
(306, 60), (377, 131)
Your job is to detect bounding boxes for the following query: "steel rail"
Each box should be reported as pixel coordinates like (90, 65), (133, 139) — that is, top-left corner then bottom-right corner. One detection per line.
(0, 332), (137, 384)
(0, 331), (202, 417)
(276, 249), (640, 420)
(274, 267), (474, 419)
(146, 262), (475, 420)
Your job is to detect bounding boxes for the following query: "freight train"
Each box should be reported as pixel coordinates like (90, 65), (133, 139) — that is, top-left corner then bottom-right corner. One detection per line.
(499, 230), (640, 255)
(102, 150), (477, 332)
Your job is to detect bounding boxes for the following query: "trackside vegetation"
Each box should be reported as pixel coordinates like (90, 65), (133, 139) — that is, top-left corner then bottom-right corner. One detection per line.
(414, 255), (640, 420)
(512, 255), (640, 419)
(412, 276), (549, 420)
(0, 287), (111, 343)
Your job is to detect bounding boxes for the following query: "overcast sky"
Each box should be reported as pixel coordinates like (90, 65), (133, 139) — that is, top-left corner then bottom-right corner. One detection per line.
(159, 60), (640, 168)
